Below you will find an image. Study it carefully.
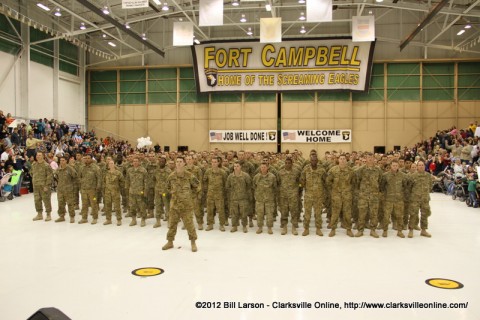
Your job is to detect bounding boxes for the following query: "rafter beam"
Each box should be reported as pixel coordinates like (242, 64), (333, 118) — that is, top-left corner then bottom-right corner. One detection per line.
(400, 0), (449, 51)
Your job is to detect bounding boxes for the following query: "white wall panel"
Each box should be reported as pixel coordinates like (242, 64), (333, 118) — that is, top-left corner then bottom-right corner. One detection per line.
(59, 78), (84, 125)
(29, 62), (54, 120)
(0, 51), (19, 115)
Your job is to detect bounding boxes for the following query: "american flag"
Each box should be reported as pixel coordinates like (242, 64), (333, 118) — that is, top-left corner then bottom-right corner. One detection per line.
(283, 132), (296, 140)
(210, 132), (222, 140)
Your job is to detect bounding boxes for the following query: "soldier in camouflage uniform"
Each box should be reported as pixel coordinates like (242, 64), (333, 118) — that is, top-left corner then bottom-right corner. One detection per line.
(73, 153), (84, 210)
(408, 160), (433, 238)
(381, 160), (409, 238)
(145, 153), (157, 218)
(126, 157), (148, 227)
(238, 151), (255, 227)
(226, 162), (252, 233)
(153, 157), (171, 228)
(204, 157), (228, 231)
(301, 154), (327, 236)
(78, 154), (101, 224)
(104, 160), (124, 226)
(354, 152), (383, 238)
(96, 154), (106, 209)
(326, 154), (354, 237)
(253, 163), (278, 234)
(54, 156), (77, 223)
(121, 156), (133, 216)
(185, 155), (203, 229)
(162, 157), (199, 252)
(278, 157), (301, 235)
(31, 152), (53, 221)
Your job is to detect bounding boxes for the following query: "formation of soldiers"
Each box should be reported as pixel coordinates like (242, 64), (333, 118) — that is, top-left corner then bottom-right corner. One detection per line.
(30, 148), (434, 252)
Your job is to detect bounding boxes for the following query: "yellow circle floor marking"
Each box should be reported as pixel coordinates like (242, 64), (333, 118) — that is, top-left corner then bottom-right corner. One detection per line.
(425, 278), (464, 289)
(132, 268), (164, 277)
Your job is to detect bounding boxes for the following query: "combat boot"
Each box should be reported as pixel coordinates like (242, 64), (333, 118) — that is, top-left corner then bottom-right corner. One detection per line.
(103, 219), (112, 225)
(256, 227), (263, 234)
(125, 212), (132, 218)
(141, 218), (146, 227)
(414, 225), (420, 231)
(70, 217), (75, 223)
(243, 226), (248, 233)
(302, 229), (309, 236)
(420, 229), (432, 238)
(117, 220), (122, 226)
(129, 217), (137, 226)
(78, 218), (88, 224)
(281, 226), (287, 235)
(205, 225), (213, 231)
(33, 212), (43, 221)
(249, 218), (254, 228)
(292, 227), (298, 236)
(267, 227), (273, 234)
(55, 216), (65, 223)
(408, 229), (414, 238)
(328, 229), (335, 237)
(91, 219), (97, 225)
(75, 205), (80, 210)
(162, 241), (174, 250)
(198, 223), (203, 230)
(382, 230), (388, 237)
(191, 240), (198, 252)
(397, 231), (405, 238)
(370, 230), (379, 238)
(346, 229), (354, 237)
(123, 207), (128, 213)
(219, 225), (225, 232)
(225, 220), (229, 226)
(147, 210), (154, 219)
(162, 215), (168, 221)
(45, 213), (52, 222)
(355, 231), (363, 237)
(153, 218), (161, 228)
(316, 228), (324, 237)
(231, 226), (238, 233)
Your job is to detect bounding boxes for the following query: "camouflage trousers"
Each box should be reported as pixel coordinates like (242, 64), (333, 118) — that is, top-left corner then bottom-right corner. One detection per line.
(73, 182), (80, 206)
(121, 185), (128, 209)
(229, 199), (248, 227)
(104, 189), (121, 221)
(33, 184), (52, 213)
(357, 196), (379, 232)
(383, 200), (404, 231)
(279, 193), (299, 228)
(303, 193), (323, 229)
(166, 202), (197, 241)
(129, 193), (146, 218)
(330, 194), (353, 230)
(80, 189), (99, 219)
(206, 196), (225, 226)
(96, 188), (103, 206)
(155, 192), (170, 219)
(256, 201), (275, 228)
(409, 198), (431, 230)
(193, 196), (203, 224)
(57, 189), (75, 217)
(145, 186), (155, 211)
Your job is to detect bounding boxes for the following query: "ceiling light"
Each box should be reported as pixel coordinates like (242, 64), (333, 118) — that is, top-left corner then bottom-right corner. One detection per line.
(369, 10), (373, 15)
(108, 42), (116, 47)
(300, 25), (306, 34)
(457, 29), (465, 36)
(299, 12), (305, 21)
(102, 6), (109, 15)
(125, 22), (130, 29)
(375, 0), (383, 2)
(246, 27), (253, 36)
(102, 33), (107, 38)
(80, 22), (86, 30)
(465, 24), (472, 29)
(142, 33), (147, 40)
(298, 0), (305, 4)
(153, 0), (161, 4)
(37, 3), (50, 11)
(240, 14), (246, 22)
(54, 8), (61, 16)
(194, 39), (200, 44)
(162, 3), (169, 11)
(265, 4), (271, 11)
(232, 0), (239, 6)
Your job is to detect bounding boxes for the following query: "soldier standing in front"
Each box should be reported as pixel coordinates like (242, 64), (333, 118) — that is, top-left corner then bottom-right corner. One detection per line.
(54, 156), (77, 223)
(408, 160), (433, 238)
(31, 152), (53, 221)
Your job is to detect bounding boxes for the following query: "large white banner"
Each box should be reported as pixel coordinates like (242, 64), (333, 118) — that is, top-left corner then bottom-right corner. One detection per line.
(192, 39), (375, 92)
(210, 130), (277, 143)
(352, 16), (375, 42)
(282, 130), (351, 143)
(122, 0), (149, 9)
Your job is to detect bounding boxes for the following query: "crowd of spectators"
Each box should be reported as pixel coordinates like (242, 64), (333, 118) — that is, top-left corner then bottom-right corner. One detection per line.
(1, 108), (480, 204)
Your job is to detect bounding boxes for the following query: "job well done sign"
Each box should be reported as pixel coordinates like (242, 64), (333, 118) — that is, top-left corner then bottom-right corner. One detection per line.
(192, 38), (375, 93)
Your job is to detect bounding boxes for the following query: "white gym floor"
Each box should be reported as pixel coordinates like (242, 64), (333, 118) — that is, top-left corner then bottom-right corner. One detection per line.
(1, 192), (479, 320)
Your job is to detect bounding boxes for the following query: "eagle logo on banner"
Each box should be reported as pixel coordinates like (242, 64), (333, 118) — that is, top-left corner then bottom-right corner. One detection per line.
(205, 68), (218, 87)
(342, 131), (351, 141)
(268, 131), (277, 141)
